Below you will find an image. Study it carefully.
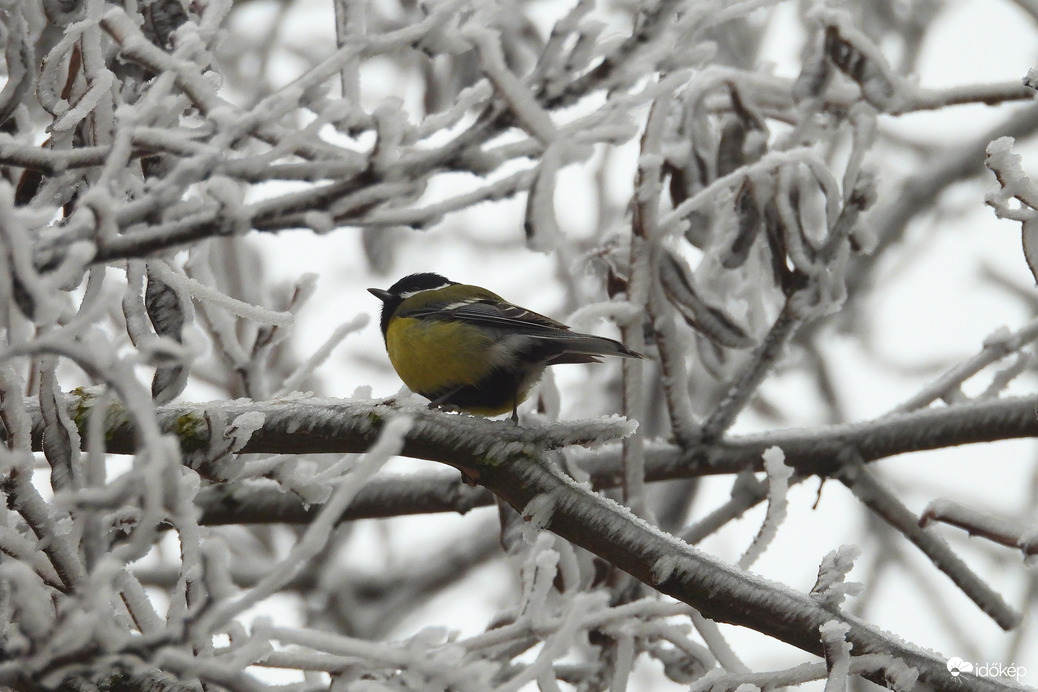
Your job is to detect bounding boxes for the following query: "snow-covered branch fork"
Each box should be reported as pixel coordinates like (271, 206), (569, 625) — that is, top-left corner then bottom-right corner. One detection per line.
(12, 393), (1038, 692)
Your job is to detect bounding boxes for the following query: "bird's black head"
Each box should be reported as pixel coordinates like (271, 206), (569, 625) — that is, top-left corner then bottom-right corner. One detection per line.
(386, 273), (456, 297)
(367, 273), (457, 338)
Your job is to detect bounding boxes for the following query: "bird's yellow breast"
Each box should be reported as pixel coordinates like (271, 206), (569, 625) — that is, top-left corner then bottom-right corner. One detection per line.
(385, 316), (497, 396)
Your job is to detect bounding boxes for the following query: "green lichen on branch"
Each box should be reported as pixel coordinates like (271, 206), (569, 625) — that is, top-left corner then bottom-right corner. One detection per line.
(68, 387), (126, 445)
(173, 412), (208, 454)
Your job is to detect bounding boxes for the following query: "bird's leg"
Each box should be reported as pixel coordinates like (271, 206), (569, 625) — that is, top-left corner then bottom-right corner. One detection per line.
(510, 390), (519, 425)
(427, 387), (463, 413)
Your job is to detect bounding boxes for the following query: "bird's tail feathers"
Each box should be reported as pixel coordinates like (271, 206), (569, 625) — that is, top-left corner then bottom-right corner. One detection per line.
(533, 332), (643, 361)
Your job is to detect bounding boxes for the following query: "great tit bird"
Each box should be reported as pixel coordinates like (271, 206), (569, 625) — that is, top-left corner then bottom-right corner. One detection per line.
(368, 273), (642, 422)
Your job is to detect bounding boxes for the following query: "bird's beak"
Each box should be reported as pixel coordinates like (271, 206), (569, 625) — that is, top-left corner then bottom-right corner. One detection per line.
(367, 288), (393, 303)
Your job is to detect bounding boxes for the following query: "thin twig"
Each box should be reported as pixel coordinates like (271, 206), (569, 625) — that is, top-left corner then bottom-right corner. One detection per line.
(701, 293), (804, 440)
(838, 459), (1019, 630)
(889, 316), (1038, 414)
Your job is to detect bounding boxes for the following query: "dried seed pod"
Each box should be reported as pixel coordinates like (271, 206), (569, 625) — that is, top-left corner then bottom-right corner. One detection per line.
(146, 269), (189, 403)
(606, 264), (628, 299)
(792, 38), (832, 103)
(774, 181), (819, 273)
(716, 116), (749, 179)
(716, 85), (768, 177)
(145, 273), (185, 341)
(151, 364), (188, 406)
(659, 250), (754, 349)
(0, 5), (33, 129)
(40, 363), (79, 492)
(762, 200), (791, 289)
(823, 24), (896, 109)
(11, 276), (35, 320)
(665, 159), (691, 208)
(145, 0), (189, 49)
(722, 180), (762, 270)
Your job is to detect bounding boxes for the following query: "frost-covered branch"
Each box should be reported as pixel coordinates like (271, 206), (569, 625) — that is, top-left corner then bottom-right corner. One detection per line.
(480, 447), (1013, 692)
(920, 499), (1038, 559)
(889, 317), (1038, 413)
(12, 393), (1038, 481)
(838, 461), (1019, 630)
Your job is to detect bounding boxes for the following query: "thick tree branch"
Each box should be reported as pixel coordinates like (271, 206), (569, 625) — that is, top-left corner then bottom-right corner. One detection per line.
(179, 393), (1037, 526)
(478, 449), (1014, 692)
(195, 471), (493, 524)
(13, 394), (1038, 519)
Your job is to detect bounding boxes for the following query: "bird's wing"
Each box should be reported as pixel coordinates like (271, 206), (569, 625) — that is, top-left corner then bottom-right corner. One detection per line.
(409, 298), (572, 333)
(408, 297), (642, 359)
